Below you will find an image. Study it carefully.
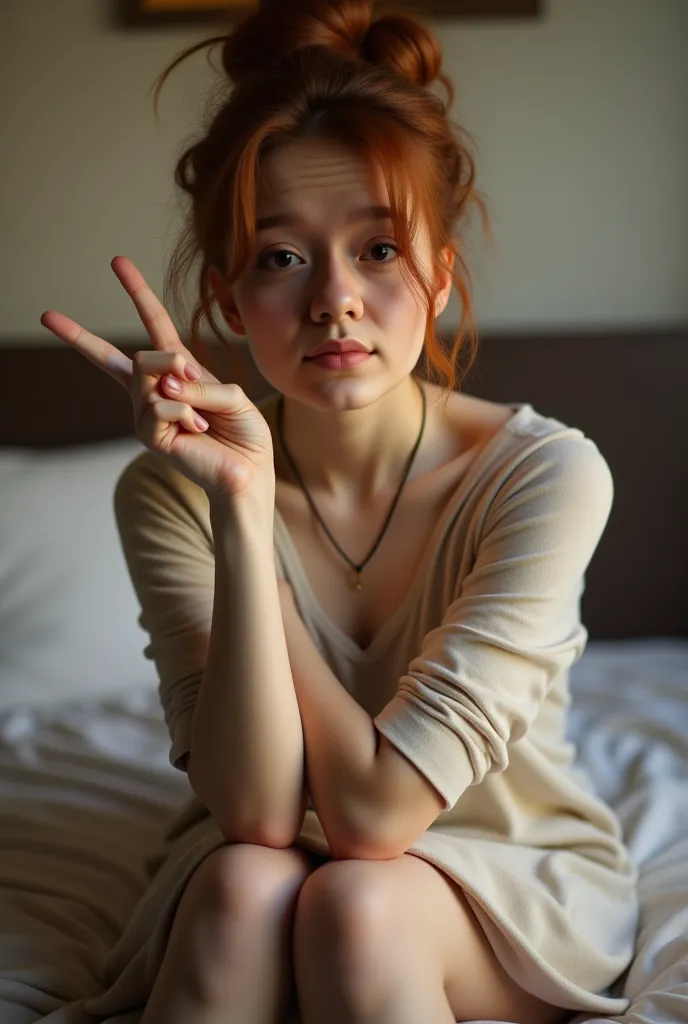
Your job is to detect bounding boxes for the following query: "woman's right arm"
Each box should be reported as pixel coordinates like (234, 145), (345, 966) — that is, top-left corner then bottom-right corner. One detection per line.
(190, 489), (308, 848)
(42, 256), (308, 851)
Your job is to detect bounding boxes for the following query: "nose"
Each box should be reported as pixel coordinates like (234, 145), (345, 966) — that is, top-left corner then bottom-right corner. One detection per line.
(309, 254), (364, 324)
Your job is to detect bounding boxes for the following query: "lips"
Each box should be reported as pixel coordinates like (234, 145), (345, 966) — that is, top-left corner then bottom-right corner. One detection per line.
(306, 340), (371, 358)
(310, 351), (371, 367)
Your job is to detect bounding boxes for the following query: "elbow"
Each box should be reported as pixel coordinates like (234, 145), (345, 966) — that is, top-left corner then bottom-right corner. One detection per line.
(210, 801), (306, 851)
(203, 803), (303, 850)
(324, 814), (402, 862)
(227, 784), (309, 851)
(328, 831), (403, 861)
(188, 755), (308, 852)
(324, 799), (414, 861)
(192, 778), (307, 852)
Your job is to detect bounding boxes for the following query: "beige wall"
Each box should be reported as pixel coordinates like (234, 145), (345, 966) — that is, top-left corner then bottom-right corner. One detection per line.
(2, 0), (686, 346)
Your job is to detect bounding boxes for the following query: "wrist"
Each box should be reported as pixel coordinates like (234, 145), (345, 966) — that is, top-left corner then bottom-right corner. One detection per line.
(208, 482), (275, 536)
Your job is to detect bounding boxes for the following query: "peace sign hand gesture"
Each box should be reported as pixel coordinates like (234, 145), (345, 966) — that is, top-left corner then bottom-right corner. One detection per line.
(41, 257), (275, 501)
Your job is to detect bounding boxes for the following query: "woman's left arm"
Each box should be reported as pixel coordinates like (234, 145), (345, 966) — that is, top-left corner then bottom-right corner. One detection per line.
(278, 583), (445, 861)
(279, 434), (614, 862)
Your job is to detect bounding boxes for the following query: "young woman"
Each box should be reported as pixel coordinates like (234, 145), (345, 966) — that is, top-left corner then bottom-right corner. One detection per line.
(41, 2), (638, 1022)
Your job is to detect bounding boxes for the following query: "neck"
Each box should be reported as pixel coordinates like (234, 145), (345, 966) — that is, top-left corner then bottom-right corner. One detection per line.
(277, 376), (427, 510)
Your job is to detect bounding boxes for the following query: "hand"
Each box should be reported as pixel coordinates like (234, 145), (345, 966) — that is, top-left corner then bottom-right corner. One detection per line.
(40, 256), (274, 500)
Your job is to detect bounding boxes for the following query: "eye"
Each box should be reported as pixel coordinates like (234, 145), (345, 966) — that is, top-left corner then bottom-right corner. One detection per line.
(362, 242), (399, 263)
(256, 249), (304, 271)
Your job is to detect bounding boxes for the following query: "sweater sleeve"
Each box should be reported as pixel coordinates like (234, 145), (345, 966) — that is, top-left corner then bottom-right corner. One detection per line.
(113, 453), (215, 773)
(373, 434), (614, 811)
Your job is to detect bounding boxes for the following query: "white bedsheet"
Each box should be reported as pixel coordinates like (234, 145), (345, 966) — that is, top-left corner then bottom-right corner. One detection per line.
(0, 638), (687, 1024)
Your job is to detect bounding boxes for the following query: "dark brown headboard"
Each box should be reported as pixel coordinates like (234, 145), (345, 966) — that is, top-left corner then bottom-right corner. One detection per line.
(3, 327), (686, 639)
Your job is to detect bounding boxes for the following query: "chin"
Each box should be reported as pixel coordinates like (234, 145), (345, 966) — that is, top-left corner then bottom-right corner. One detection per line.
(306, 377), (408, 414)
(270, 376), (375, 412)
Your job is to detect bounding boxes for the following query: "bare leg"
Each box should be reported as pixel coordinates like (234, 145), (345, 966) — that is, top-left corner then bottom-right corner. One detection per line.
(141, 842), (319, 1024)
(296, 926), (455, 1024)
(293, 855), (568, 1024)
(294, 865), (455, 1024)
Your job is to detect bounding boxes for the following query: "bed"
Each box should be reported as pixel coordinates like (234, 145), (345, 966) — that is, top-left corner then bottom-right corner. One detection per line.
(1, 328), (687, 1024)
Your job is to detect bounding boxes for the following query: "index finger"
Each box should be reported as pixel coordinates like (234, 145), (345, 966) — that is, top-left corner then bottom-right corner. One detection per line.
(111, 256), (192, 360)
(40, 310), (134, 390)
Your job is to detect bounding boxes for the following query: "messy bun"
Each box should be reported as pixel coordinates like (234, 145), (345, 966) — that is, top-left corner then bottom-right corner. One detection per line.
(221, 0), (452, 101)
(153, 0), (487, 397)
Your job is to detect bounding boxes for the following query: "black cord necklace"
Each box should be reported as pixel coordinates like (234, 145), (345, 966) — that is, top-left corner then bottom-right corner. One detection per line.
(276, 376), (427, 591)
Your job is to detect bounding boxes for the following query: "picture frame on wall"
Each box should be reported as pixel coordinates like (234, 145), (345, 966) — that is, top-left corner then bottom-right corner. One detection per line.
(120, 0), (542, 28)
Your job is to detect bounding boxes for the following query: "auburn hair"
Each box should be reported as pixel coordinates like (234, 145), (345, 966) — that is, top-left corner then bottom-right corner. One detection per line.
(152, 0), (489, 398)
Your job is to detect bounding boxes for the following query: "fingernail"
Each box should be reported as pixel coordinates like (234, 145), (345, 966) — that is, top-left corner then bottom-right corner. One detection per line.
(184, 363), (201, 381)
(194, 414), (209, 430)
(165, 376), (181, 393)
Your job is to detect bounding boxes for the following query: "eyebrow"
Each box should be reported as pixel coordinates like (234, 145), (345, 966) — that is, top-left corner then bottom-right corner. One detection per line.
(255, 204), (393, 232)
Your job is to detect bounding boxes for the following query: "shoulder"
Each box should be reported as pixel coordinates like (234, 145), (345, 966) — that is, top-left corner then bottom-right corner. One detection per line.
(501, 404), (613, 493)
(446, 391), (613, 504)
(481, 405), (614, 535)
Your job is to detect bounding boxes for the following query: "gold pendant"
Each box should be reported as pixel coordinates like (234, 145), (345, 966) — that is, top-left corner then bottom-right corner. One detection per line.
(353, 569), (362, 592)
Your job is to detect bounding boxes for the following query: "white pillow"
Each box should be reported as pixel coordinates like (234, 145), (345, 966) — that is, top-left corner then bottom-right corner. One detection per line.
(0, 437), (159, 710)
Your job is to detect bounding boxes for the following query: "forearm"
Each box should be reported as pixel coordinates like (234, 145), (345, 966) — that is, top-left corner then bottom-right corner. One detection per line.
(279, 594), (379, 859)
(189, 490), (306, 848)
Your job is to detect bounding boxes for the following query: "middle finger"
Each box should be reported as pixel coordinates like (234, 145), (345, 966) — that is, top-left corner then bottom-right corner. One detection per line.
(111, 256), (190, 359)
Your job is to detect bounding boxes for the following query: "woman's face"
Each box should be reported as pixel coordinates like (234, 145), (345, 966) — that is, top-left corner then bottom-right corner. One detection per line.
(213, 135), (452, 411)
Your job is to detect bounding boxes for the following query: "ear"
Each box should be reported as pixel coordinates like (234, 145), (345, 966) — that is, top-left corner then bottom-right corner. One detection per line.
(434, 246), (455, 318)
(208, 265), (247, 337)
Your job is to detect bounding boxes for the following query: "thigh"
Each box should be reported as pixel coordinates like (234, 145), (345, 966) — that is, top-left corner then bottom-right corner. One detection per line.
(142, 843), (319, 1022)
(398, 855), (568, 1024)
(410, 857), (569, 1024)
(297, 852), (568, 1024)
(158, 843), (318, 993)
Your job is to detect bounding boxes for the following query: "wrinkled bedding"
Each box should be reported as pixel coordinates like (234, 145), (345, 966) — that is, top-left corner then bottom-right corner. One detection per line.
(1, 638), (687, 1024)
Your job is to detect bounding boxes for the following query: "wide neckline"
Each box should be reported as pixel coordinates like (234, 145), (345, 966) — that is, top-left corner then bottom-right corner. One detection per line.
(273, 402), (532, 660)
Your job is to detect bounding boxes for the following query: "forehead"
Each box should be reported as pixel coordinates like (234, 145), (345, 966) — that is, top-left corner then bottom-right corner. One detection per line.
(256, 137), (388, 214)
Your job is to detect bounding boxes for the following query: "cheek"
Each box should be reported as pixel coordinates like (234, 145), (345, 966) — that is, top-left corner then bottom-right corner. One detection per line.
(376, 274), (427, 328)
(240, 277), (302, 323)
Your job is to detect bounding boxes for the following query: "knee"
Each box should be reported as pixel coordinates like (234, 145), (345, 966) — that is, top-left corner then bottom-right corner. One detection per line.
(294, 859), (400, 958)
(189, 842), (314, 924)
(156, 843), (313, 1010)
